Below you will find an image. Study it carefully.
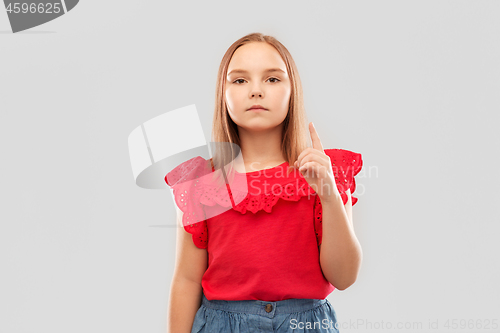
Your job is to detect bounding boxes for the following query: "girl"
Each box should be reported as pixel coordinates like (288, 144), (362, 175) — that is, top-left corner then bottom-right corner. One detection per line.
(166, 32), (363, 333)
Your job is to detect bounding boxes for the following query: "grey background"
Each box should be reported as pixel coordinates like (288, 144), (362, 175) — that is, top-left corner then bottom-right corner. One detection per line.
(1, 1), (499, 332)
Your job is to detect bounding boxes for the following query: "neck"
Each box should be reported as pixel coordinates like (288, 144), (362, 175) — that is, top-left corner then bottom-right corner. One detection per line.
(237, 123), (285, 168)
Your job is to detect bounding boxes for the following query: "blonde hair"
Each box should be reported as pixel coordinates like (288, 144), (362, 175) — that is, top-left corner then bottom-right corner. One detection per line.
(209, 32), (309, 186)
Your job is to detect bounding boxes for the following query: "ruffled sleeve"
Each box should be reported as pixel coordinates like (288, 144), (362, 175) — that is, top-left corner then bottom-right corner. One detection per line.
(164, 156), (212, 249)
(313, 148), (363, 246)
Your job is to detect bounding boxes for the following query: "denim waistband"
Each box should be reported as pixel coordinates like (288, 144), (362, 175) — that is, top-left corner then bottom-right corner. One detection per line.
(201, 293), (327, 316)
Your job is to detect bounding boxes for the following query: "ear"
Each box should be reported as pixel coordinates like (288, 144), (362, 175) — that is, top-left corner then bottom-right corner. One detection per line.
(344, 188), (353, 227)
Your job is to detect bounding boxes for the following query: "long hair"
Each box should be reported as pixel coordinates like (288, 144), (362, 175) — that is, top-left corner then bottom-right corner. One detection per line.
(210, 32), (310, 186)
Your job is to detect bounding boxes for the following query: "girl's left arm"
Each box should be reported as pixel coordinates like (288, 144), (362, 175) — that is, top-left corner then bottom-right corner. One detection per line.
(294, 122), (362, 291)
(319, 188), (363, 291)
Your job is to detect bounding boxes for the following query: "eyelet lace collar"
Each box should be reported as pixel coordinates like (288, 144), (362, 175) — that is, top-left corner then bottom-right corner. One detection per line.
(165, 148), (362, 217)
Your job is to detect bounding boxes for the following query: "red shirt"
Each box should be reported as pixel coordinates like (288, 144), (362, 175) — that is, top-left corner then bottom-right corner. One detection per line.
(165, 148), (363, 301)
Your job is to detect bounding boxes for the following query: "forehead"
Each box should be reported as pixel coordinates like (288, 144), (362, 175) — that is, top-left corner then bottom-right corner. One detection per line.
(227, 42), (287, 74)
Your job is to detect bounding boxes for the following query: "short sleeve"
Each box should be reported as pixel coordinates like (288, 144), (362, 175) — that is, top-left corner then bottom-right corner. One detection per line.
(165, 156), (211, 249)
(313, 148), (363, 246)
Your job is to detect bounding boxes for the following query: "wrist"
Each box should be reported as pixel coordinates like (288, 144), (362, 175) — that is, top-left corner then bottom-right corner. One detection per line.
(318, 191), (342, 205)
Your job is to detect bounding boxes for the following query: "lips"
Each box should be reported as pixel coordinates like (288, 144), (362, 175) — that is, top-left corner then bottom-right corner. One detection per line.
(248, 105), (268, 111)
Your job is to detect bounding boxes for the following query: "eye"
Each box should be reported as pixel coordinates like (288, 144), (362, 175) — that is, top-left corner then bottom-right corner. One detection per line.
(232, 77), (281, 84)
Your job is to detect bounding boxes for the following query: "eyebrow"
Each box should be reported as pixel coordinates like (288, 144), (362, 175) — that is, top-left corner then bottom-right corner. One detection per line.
(227, 68), (286, 76)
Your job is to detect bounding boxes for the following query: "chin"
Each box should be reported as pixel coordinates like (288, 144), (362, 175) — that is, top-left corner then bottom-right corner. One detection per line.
(242, 122), (282, 132)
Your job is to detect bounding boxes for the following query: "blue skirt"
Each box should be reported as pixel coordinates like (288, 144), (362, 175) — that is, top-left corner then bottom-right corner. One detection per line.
(191, 292), (340, 333)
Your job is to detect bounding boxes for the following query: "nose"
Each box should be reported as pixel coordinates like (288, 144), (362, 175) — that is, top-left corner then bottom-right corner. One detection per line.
(250, 88), (263, 98)
(249, 80), (264, 98)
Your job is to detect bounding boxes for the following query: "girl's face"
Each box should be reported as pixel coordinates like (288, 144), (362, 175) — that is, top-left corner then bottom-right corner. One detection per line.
(225, 42), (291, 132)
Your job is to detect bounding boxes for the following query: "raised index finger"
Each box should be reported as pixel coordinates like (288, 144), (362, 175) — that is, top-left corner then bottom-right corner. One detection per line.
(309, 122), (324, 152)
